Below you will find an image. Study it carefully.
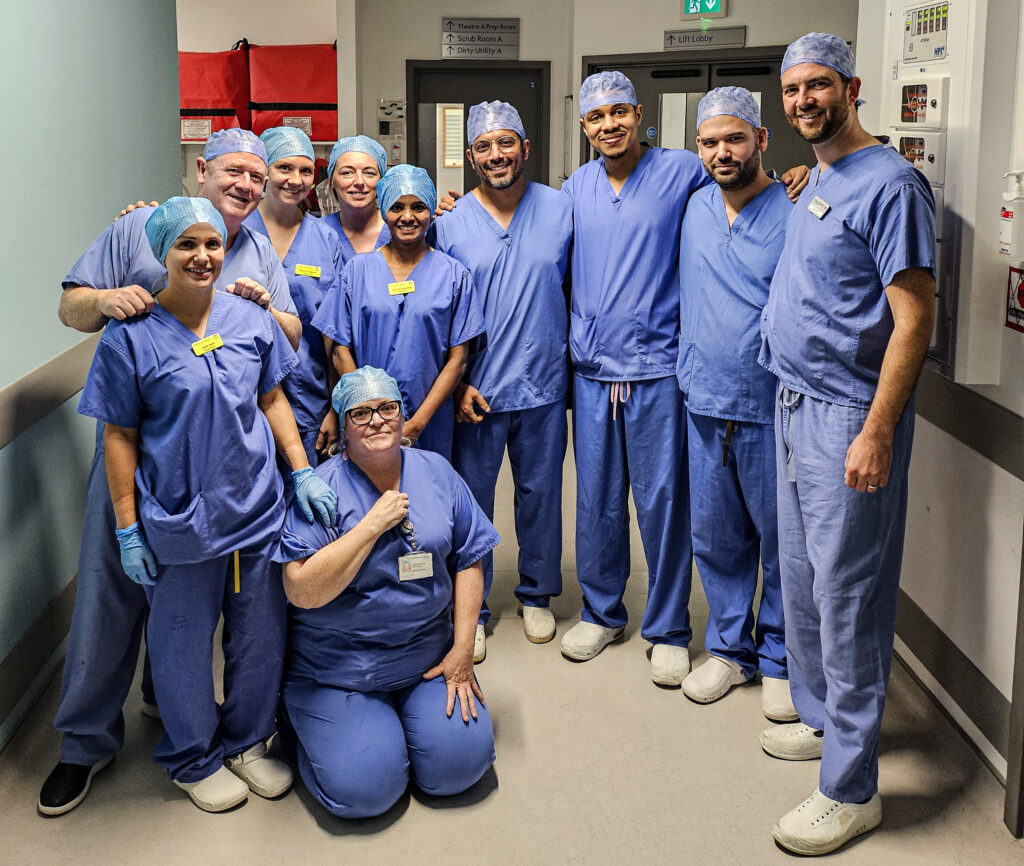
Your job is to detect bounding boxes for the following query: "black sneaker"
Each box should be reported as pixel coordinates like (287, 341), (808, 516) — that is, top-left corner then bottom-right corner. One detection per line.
(37, 757), (112, 816)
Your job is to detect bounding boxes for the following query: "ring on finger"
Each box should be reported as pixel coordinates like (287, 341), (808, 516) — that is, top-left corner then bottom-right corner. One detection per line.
(867, 483), (879, 491)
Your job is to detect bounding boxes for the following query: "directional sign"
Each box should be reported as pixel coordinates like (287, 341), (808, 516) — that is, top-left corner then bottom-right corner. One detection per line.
(664, 25), (746, 50)
(442, 17), (519, 60)
(681, 0), (729, 20)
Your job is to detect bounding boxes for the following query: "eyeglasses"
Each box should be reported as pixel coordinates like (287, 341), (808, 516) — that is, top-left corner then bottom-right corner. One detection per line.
(398, 517), (418, 550)
(346, 400), (402, 426)
(471, 136), (520, 155)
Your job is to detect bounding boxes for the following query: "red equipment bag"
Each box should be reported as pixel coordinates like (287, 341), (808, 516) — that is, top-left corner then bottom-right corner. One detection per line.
(248, 43), (338, 141)
(178, 42), (250, 141)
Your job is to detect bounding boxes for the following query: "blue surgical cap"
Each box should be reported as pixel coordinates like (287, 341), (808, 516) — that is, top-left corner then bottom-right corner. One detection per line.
(376, 164), (436, 217)
(579, 71), (637, 117)
(145, 197), (227, 264)
(260, 126), (315, 166)
(467, 101), (526, 143)
(697, 87), (761, 131)
(332, 366), (405, 417)
(328, 135), (388, 184)
(782, 32), (856, 79)
(202, 128), (268, 164)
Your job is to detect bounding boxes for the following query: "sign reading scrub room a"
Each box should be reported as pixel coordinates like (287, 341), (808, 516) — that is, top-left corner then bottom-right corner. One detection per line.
(442, 18), (520, 59)
(682, 0), (729, 19)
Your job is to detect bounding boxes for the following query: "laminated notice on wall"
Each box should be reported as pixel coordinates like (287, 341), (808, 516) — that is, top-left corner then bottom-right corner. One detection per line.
(1005, 265), (1024, 333)
(443, 107), (464, 168)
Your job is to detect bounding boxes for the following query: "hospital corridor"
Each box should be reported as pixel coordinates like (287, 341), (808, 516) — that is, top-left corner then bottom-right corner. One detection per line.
(3, 0), (1024, 863)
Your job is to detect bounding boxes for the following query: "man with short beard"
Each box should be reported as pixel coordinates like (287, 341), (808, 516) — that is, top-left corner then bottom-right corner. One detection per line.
(758, 33), (936, 855)
(433, 101), (572, 661)
(676, 87), (797, 726)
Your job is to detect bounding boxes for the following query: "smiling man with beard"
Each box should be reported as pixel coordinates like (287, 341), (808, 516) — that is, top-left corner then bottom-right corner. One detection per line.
(433, 101), (572, 661)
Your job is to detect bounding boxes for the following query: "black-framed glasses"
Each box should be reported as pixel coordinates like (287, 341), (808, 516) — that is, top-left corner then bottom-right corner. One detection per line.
(347, 400), (402, 426)
(471, 135), (520, 155)
(398, 518), (418, 550)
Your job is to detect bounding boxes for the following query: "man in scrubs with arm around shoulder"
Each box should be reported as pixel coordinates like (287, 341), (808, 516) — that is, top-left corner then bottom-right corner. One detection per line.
(41, 129), (300, 817)
(758, 33), (935, 856)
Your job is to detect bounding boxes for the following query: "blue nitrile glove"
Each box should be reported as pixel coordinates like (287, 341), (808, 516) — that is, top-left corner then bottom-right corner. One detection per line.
(292, 467), (338, 527)
(114, 522), (158, 586)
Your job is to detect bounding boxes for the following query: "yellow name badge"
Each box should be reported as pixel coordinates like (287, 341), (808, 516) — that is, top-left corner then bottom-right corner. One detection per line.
(192, 333), (224, 357)
(295, 264), (321, 278)
(388, 280), (416, 296)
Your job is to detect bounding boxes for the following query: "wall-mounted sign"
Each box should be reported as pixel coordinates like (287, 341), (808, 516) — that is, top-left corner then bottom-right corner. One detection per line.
(443, 106), (464, 168)
(682, 0), (728, 19)
(442, 18), (520, 59)
(664, 26), (746, 50)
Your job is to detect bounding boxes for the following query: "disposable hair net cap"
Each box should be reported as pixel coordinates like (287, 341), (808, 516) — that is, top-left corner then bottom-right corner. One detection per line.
(332, 366), (405, 417)
(260, 126), (315, 166)
(145, 197), (227, 264)
(328, 135), (388, 184)
(376, 164), (436, 217)
(782, 32), (856, 79)
(579, 71), (637, 117)
(467, 101), (526, 143)
(202, 128), (268, 164)
(697, 86), (761, 131)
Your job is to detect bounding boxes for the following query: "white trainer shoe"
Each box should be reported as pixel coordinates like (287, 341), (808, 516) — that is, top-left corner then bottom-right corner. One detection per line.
(650, 644), (690, 686)
(174, 765), (249, 812)
(761, 676), (799, 722)
(225, 742), (293, 798)
(773, 788), (882, 855)
(474, 623), (487, 663)
(759, 722), (823, 760)
(521, 606), (556, 643)
(560, 620), (624, 661)
(682, 655), (749, 702)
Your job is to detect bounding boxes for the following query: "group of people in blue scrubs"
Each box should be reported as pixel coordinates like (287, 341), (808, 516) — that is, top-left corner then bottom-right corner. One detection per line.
(41, 28), (935, 859)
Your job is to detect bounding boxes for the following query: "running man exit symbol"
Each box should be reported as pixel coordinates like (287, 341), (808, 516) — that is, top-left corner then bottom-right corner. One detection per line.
(683, 0), (726, 16)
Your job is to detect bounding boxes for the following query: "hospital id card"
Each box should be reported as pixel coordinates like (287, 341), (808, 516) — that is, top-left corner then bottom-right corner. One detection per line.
(807, 196), (831, 219)
(192, 333), (224, 356)
(398, 551), (433, 581)
(295, 264), (322, 278)
(388, 280), (415, 296)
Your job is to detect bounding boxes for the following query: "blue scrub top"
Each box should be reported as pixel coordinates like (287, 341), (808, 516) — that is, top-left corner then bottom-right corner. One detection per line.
(319, 212), (391, 266)
(760, 145), (936, 409)
(311, 248), (486, 445)
(562, 147), (711, 382)
(433, 181), (572, 412)
(63, 206), (297, 315)
(78, 293), (298, 564)
(276, 448), (500, 692)
(244, 209), (343, 433)
(677, 180), (791, 424)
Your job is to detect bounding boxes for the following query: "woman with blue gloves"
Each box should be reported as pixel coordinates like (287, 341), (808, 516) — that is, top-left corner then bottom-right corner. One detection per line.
(313, 165), (485, 459)
(245, 126), (345, 461)
(77, 197), (337, 813)
(321, 135), (391, 263)
(276, 365), (498, 819)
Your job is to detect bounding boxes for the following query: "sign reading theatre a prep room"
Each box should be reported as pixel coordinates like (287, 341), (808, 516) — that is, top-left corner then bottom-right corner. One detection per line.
(442, 18), (520, 60)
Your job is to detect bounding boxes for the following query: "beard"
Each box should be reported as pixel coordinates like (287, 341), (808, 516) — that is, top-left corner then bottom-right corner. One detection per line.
(705, 150), (761, 191)
(474, 157), (525, 190)
(786, 97), (850, 144)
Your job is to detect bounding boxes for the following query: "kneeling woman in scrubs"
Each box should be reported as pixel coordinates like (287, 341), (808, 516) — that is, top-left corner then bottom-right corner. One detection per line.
(313, 165), (485, 459)
(276, 366), (498, 819)
(77, 198), (337, 813)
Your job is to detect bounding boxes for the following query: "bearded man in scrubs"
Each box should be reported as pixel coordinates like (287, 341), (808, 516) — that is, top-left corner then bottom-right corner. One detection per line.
(676, 87), (797, 725)
(41, 129), (300, 816)
(758, 33), (935, 855)
(434, 101), (572, 662)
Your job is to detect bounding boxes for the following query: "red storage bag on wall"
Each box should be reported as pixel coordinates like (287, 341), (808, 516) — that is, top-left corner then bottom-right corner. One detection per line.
(249, 43), (337, 141)
(178, 45), (250, 141)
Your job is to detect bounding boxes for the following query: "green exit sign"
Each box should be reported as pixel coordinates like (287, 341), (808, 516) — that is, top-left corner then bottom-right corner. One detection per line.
(682, 0), (728, 18)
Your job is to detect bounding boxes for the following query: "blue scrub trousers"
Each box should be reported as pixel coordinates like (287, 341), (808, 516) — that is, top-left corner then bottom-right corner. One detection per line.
(687, 411), (785, 679)
(281, 675), (495, 818)
(452, 401), (567, 625)
(775, 387), (914, 803)
(572, 374), (692, 645)
(144, 539), (286, 782)
(54, 442), (155, 765)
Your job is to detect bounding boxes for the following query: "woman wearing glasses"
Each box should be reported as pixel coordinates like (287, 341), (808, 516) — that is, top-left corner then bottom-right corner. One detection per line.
(313, 165), (485, 459)
(275, 366), (499, 819)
